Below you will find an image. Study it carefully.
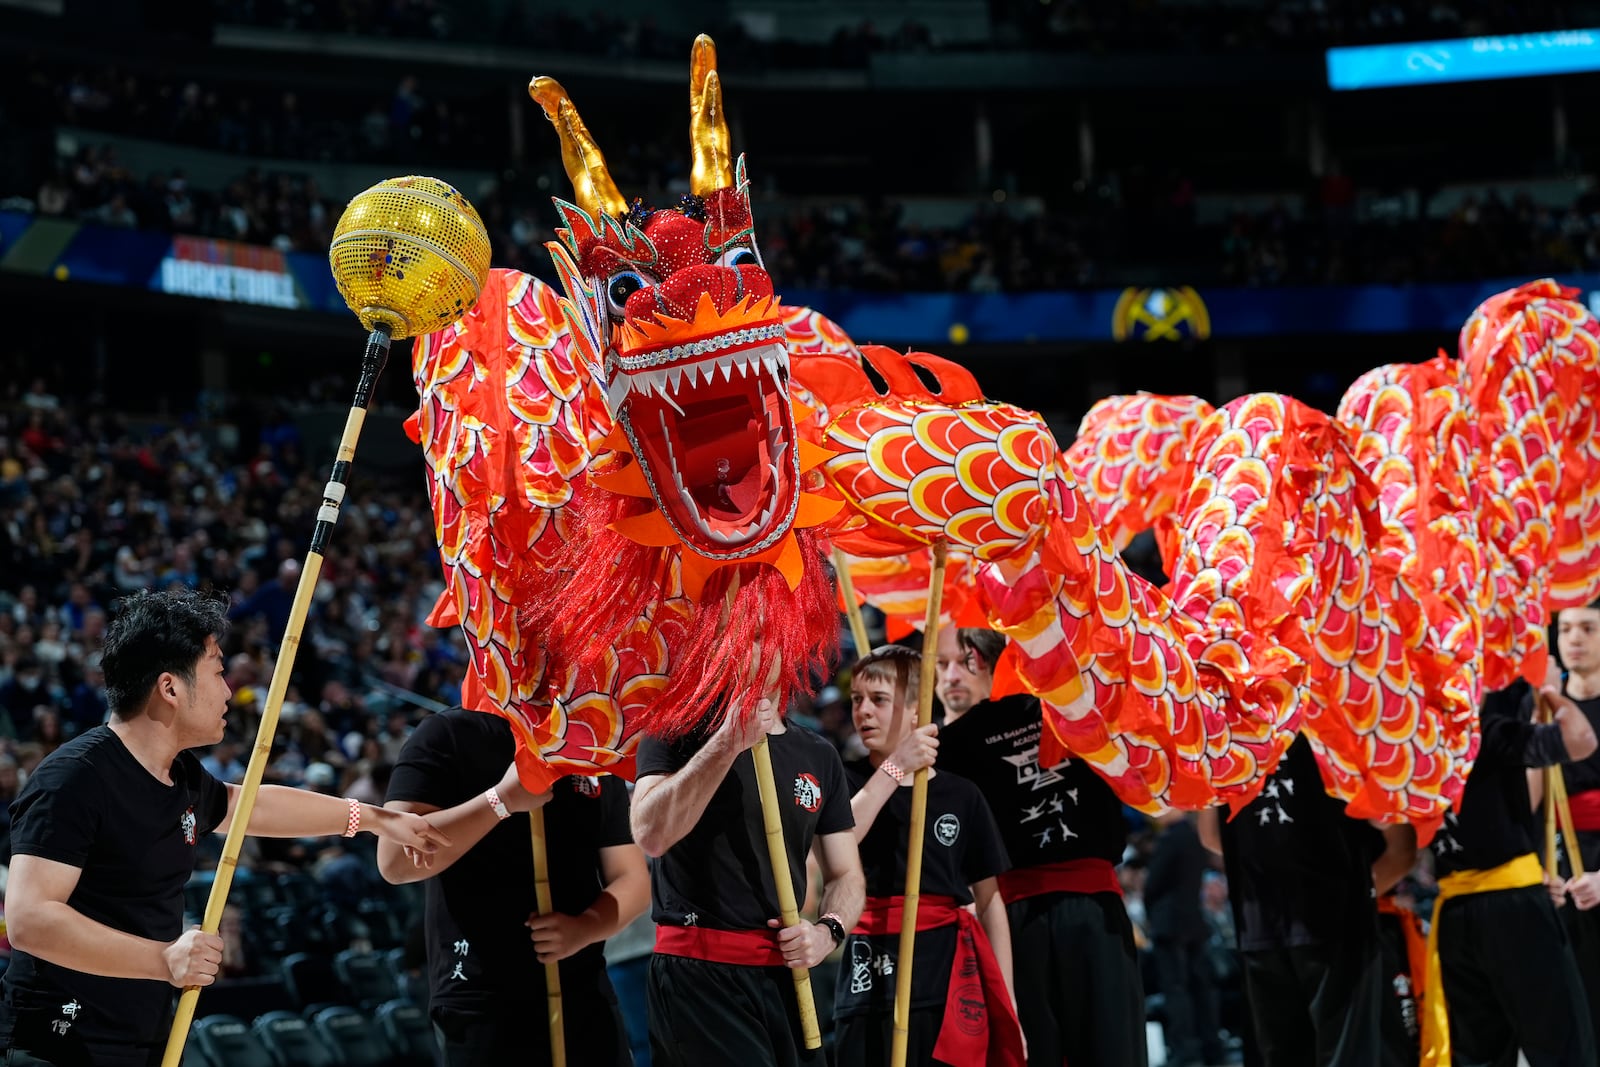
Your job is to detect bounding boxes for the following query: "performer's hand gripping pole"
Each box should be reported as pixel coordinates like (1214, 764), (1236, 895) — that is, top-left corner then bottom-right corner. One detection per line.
(891, 540), (949, 1067)
(161, 328), (392, 1067)
(1539, 691), (1585, 882)
(753, 734), (824, 1049)
(531, 808), (566, 1066)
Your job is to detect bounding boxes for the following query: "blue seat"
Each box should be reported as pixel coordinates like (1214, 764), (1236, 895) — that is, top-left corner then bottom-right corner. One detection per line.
(251, 1009), (338, 1067)
(375, 998), (437, 1066)
(192, 1013), (275, 1067)
(333, 948), (399, 1010)
(279, 952), (349, 1011)
(311, 1005), (393, 1067)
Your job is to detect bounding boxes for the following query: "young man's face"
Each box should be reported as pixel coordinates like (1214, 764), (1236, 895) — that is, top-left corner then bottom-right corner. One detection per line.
(1558, 607), (1600, 676)
(176, 635), (233, 746)
(934, 627), (992, 716)
(851, 672), (914, 758)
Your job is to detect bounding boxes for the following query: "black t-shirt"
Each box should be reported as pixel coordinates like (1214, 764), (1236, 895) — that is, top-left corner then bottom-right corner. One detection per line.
(636, 723), (852, 931)
(384, 708), (633, 1010)
(1431, 683), (1545, 878)
(935, 693), (1127, 872)
(1552, 690), (1600, 872)
(0, 727), (228, 1052)
(1557, 691), (1600, 795)
(834, 762), (1008, 1018)
(1219, 735), (1385, 951)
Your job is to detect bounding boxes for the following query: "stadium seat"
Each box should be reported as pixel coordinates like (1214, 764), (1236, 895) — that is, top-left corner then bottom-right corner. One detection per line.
(192, 1013), (275, 1067)
(280, 952), (349, 1011)
(333, 948), (399, 1009)
(382, 947), (428, 1004)
(250, 1010), (338, 1067)
(374, 998), (436, 1065)
(195, 974), (295, 1021)
(311, 1005), (393, 1067)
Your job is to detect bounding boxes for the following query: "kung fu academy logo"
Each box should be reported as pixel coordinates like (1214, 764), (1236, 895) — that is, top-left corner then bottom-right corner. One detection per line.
(793, 773), (823, 812)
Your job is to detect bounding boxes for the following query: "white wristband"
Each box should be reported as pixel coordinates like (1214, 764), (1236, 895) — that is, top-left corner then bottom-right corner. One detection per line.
(880, 760), (905, 784)
(484, 788), (511, 820)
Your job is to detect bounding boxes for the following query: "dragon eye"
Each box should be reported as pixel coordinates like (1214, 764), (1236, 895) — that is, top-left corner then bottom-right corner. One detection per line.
(716, 246), (760, 270)
(606, 270), (650, 317)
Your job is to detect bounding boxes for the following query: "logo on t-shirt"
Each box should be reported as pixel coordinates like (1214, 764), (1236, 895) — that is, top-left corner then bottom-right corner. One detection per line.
(52, 999), (80, 1037)
(934, 813), (961, 847)
(180, 807), (197, 846)
(571, 776), (601, 798)
(793, 772), (822, 812)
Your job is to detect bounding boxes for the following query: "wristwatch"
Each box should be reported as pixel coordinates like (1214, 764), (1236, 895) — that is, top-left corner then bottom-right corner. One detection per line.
(817, 913), (846, 946)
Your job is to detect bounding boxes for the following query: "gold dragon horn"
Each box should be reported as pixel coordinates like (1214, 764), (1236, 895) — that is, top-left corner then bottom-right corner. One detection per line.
(689, 35), (735, 196)
(529, 75), (628, 221)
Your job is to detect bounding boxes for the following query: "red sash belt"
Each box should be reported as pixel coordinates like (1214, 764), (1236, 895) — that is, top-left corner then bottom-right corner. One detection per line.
(997, 857), (1122, 905)
(1377, 894), (1427, 1002)
(654, 924), (785, 967)
(1568, 788), (1600, 833)
(855, 895), (1025, 1067)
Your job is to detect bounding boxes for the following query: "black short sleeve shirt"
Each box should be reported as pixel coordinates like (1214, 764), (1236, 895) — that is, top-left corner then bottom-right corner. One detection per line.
(0, 727), (228, 1052)
(385, 708), (633, 1010)
(637, 723), (853, 931)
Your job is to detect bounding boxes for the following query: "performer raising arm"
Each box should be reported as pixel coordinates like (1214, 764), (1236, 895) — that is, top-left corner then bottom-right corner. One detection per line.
(631, 650), (865, 1067)
(0, 589), (448, 1067)
(831, 644), (1023, 1067)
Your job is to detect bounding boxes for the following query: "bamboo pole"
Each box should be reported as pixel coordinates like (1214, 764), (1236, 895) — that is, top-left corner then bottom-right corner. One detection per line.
(833, 548), (871, 661)
(530, 806), (566, 1067)
(751, 734), (822, 1049)
(162, 328), (392, 1067)
(890, 540), (949, 1067)
(1539, 692), (1586, 881)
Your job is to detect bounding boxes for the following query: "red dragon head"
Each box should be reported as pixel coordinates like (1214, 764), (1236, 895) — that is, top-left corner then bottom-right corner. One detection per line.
(531, 38), (818, 593)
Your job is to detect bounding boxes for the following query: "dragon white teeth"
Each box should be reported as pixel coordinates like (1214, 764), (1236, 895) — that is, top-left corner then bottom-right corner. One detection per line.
(607, 377), (632, 412)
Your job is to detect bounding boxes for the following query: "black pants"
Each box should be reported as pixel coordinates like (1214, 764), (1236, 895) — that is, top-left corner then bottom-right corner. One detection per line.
(833, 1006), (943, 1067)
(1009, 891), (1147, 1067)
(647, 955), (824, 1067)
(1240, 937), (1381, 1067)
(1154, 935), (1224, 1066)
(432, 974), (632, 1067)
(1374, 908), (1419, 1067)
(1437, 884), (1596, 1067)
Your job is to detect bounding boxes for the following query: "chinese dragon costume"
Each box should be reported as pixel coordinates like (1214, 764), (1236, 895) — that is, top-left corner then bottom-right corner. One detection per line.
(408, 35), (1600, 839)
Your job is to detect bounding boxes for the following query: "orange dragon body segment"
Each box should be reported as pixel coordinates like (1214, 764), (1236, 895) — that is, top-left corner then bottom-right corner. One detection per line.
(407, 30), (1600, 826)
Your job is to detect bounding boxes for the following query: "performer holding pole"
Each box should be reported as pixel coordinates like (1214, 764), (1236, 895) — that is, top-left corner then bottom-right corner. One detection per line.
(933, 624), (1148, 1067)
(1421, 679), (1597, 1067)
(831, 643), (1023, 1067)
(378, 708), (649, 1067)
(156, 174), (490, 1066)
(631, 643), (864, 1067)
(0, 588), (449, 1067)
(1541, 600), (1600, 1044)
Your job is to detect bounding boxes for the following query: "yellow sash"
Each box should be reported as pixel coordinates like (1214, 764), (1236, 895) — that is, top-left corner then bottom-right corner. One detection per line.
(1419, 852), (1545, 1067)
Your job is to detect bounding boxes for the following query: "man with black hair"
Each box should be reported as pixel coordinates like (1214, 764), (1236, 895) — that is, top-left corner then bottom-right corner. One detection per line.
(0, 588), (450, 1067)
(932, 626), (1148, 1067)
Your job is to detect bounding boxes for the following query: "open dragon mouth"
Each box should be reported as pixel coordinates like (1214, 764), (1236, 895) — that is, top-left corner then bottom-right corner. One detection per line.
(614, 336), (799, 557)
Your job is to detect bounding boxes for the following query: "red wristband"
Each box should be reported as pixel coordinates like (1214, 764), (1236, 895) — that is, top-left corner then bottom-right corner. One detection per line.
(342, 797), (361, 838)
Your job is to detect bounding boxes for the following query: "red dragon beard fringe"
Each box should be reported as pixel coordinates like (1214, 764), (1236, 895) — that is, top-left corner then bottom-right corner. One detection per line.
(519, 488), (840, 740)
